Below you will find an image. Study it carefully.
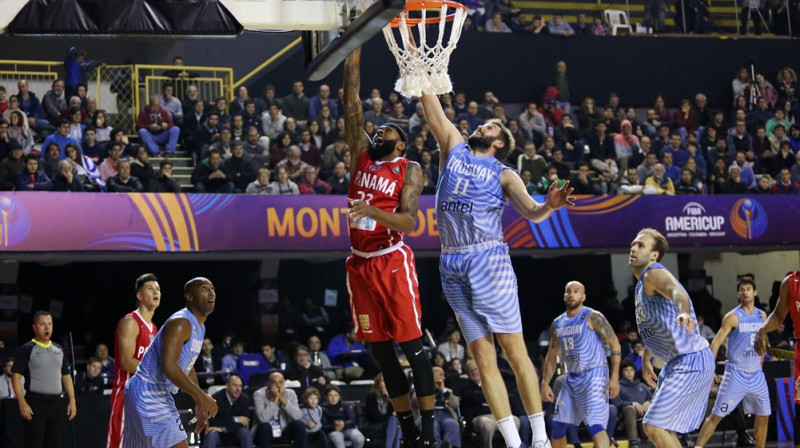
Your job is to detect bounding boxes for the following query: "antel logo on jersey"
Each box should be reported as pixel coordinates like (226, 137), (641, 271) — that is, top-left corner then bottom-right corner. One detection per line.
(664, 201), (726, 238)
(440, 197), (474, 214)
(369, 165), (381, 171)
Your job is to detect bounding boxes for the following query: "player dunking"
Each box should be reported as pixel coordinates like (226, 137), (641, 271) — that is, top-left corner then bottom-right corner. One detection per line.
(123, 278), (218, 448)
(541, 282), (621, 448)
(420, 92), (573, 448)
(756, 270), (800, 448)
(343, 48), (437, 447)
(695, 278), (769, 448)
(628, 228), (713, 448)
(107, 273), (161, 448)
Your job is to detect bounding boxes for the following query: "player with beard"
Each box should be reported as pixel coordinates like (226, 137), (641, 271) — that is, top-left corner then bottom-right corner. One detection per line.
(541, 281), (621, 448)
(419, 91), (573, 448)
(343, 47), (436, 448)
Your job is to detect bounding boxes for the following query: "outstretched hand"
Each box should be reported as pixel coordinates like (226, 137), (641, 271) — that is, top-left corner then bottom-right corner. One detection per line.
(545, 180), (576, 211)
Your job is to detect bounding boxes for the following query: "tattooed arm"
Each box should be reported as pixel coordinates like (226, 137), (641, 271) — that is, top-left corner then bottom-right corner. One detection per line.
(589, 311), (621, 399)
(347, 163), (423, 234)
(540, 322), (560, 402)
(344, 47), (366, 179)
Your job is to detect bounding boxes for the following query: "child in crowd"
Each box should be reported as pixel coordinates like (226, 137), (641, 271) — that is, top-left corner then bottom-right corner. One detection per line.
(301, 387), (329, 448)
(323, 385), (365, 448)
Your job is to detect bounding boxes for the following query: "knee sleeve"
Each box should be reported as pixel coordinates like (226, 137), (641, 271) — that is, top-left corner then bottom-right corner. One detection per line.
(371, 340), (410, 398)
(400, 337), (434, 397)
(552, 420), (567, 440)
(588, 424), (606, 437)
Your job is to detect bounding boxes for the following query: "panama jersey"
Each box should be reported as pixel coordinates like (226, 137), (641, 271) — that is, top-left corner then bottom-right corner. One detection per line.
(136, 308), (204, 393)
(348, 151), (408, 253)
(108, 311), (157, 448)
(634, 263), (709, 363)
(436, 142), (509, 248)
(726, 306), (765, 373)
(787, 271), (800, 338)
(553, 307), (607, 374)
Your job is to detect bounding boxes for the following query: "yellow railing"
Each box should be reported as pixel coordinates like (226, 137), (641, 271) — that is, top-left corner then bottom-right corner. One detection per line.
(0, 61), (234, 136)
(90, 64), (234, 135)
(0, 60), (62, 102)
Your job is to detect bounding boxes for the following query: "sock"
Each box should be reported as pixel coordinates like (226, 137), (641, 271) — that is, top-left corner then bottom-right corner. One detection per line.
(695, 446), (703, 448)
(398, 410), (419, 442)
(497, 415), (522, 448)
(420, 409), (435, 441)
(529, 412), (547, 443)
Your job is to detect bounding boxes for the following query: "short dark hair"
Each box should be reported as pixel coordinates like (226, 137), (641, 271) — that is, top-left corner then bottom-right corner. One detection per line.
(737, 278), (757, 291)
(620, 359), (636, 372)
(33, 310), (51, 323)
(159, 160), (173, 169)
(631, 339), (644, 347)
(135, 273), (158, 292)
(24, 154), (38, 163)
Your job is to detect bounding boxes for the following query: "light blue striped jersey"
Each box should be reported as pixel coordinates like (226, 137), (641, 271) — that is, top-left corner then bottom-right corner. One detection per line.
(553, 306), (607, 374)
(726, 306), (765, 373)
(135, 307), (204, 393)
(634, 263), (708, 363)
(436, 142), (511, 248)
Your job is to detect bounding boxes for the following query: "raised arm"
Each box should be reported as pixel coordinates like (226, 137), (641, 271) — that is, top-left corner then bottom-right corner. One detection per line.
(502, 170), (574, 223)
(347, 162), (423, 234)
(116, 317), (141, 374)
(540, 322), (560, 402)
(589, 311), (621, 399)
(344, 47), (366, 178)
(645, 268), (696, 333)
(420, 94), (464, 168)
(709, 311), (737, 360)
(756, 275), (790, 355)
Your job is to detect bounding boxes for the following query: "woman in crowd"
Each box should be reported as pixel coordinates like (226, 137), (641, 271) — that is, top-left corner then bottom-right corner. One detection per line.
(732, 67), (752, 102)
(64, 142), (103, 191)
(364, 374), (401, 448)
(245, 168), (280, 195)
(274, 165), (299, 195)
(322, 385), (365, 448)
(93, 111), (113, 143)
(8, 110), (33, 154)
(270, 131), (293, 167)
(653, 94), (672, 125)
(575, 96), (601, 138)
(436, 329), (465, 363)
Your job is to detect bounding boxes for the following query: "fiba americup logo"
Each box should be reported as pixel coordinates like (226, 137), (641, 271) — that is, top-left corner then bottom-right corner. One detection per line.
(664, 202), (726, 238)
(730, 198), (768, 240)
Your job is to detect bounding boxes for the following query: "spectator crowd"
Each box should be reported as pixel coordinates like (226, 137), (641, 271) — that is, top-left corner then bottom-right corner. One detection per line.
(1, 48), (799, 198)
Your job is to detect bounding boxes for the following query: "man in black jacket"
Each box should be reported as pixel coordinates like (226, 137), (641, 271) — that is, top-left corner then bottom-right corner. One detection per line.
(284, 345), (326, 396)
(148, 160), (181, 193)
(192, 149), (234, 193)
(52, 160), (84, 192)
(205, 374), (254, 448)
(107, 159), (144, 193)
(224, 141), (258, 193)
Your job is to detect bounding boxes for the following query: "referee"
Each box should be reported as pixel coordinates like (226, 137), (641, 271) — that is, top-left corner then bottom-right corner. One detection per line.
(11, 310), (77, 448)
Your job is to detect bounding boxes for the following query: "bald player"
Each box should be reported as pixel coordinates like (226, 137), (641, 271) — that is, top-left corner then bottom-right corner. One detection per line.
(123, 278), (219, 448)
(541, 281), (621, 448)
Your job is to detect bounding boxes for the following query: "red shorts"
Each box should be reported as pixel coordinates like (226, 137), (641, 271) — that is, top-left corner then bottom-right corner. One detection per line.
(346, 244), (422, 343)
(795, 345), (800, 404)
(106, 384), (125, 448)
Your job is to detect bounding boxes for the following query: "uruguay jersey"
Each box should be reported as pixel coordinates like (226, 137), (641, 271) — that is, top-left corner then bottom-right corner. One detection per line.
(726, 306), (765, 373)
(436, 142), (510, 248)
(634, 263), (708, 363)
(553, 307), (607, 374)
(135, 307), (204, 393)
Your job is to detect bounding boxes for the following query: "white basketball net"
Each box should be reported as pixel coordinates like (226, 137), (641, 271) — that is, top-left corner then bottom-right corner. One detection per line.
(382, 4), (467, 99)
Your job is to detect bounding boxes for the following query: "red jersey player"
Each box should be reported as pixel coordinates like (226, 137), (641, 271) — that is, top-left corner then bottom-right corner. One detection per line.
(343, 47), (437, 448)
(756, 271), (800, 399)
(106, 273), (160, 448)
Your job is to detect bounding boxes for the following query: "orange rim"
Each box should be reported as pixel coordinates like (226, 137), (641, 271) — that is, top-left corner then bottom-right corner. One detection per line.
(389, 0), (466, 27)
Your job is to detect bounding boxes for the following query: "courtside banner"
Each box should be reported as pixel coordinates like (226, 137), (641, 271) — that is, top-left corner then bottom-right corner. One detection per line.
(0, 193), (795, 252)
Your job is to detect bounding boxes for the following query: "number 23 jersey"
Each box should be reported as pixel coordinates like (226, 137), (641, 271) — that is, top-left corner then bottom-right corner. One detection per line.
(348, 151), (409, 253)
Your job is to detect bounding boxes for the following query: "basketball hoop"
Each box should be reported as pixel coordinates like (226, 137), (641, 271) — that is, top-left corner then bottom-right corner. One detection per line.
(382, 0), (466, 99)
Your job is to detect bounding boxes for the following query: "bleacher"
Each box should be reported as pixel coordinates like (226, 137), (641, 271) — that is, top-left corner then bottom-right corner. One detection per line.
(515, 0), (754, 35)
